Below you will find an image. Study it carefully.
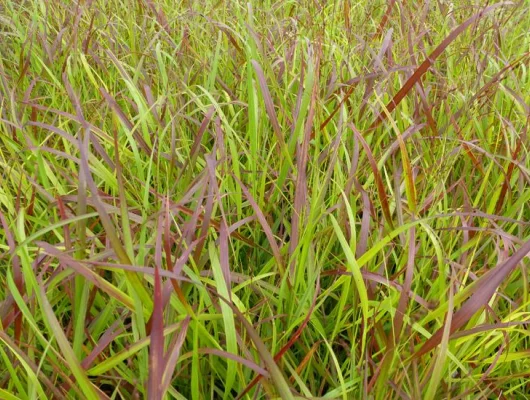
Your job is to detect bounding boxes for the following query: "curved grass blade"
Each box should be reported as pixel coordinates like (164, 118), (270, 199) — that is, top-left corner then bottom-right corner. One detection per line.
(414, 237), (530, 359)
(330, 213), (368, 363)
(37, 278), (101, 399)
(211, 290), (294, 400)
(369, 2), (510, 131)
(350, 123), (394, 229)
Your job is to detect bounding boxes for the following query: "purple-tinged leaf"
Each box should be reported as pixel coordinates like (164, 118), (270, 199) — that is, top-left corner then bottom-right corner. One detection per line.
(99, 87), (153, 157)
(233, 176), (284, 277)
(350, 124), (394, 229)
(199, 348), (269, 377)
(161, 317), (190, 395)
(0, 212), (23, 342)
(415, 237), (530, 358)
(251, 60), (285, 148)
(82, 316), (129, 370)
(370, 3), (509, 131)
(148, 259), (165, 400)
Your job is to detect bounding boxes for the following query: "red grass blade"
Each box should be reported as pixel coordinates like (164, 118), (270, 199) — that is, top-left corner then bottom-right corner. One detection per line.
(392, 227), (416, 342)
(210, 291), (294, 400)
(369, 3), (509, 131)
(350, 123), (394, 229)
(37, 242), (136, 310)
(99, 87), (153, 157)
(147, 260), (165, 400)
(234, 175), (285, 277)
(236, 278), (320, 399)
(81, 317), (129, 370)
(495, 124), (525, 213)
(414, 237), (530, 359)
(374, 0), (397, 38)
(181, 105), (215, 175)
(161, 317), (190, 394)
(289, 58), (317, 271)
(251, 60), (286, 149)
(0, 212), (23, 343)
(198, 348), (269, 377)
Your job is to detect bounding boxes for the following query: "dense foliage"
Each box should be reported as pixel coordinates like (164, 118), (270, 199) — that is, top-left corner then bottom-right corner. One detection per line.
(1, 0), (529, 398)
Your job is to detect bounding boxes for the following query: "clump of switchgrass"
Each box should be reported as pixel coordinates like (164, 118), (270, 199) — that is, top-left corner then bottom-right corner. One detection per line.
(1, 0), (530, 399)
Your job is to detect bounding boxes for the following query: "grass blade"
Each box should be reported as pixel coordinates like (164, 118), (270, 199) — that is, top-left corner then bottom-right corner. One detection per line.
(369, 3), (509, 130)
(415, 237), (530, 359)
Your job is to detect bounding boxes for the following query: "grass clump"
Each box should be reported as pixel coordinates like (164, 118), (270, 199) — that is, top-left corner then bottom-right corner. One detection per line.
(1, 0), (530, 398)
